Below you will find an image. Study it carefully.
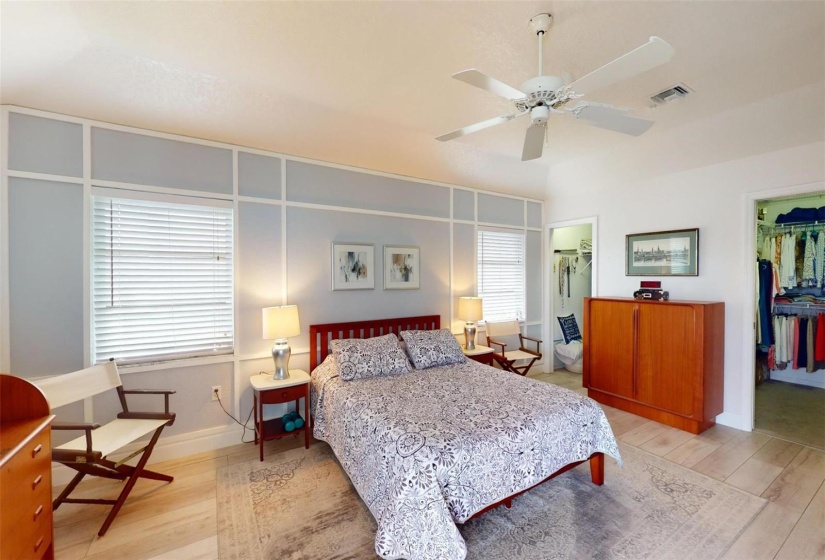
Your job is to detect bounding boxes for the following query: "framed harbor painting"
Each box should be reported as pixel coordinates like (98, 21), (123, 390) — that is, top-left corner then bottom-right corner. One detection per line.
(332, 243), (375, 290)
(626, 228), (699, 276)
(383, 245), (420, 290)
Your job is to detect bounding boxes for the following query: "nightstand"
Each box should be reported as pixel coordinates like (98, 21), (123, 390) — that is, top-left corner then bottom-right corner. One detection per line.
(462, 344), (494, 365)
(250, 369), (310, 461)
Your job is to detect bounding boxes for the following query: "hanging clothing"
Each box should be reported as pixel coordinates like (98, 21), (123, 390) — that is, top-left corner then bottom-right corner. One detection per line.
(816, 232), (825, 288)
(816, 313), (825, 361)
(795, 235), (805, 283)
(802, 234), (816, 285)
(806, 318), (815, 373)
(788, 317), (799, 369)
(780, 233), (797, 288)
(798, 317), (809, 369)
(757, 260), (774, 349)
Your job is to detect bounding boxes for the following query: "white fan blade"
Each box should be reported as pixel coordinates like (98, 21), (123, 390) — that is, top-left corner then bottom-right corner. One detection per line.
(452, 69), (527, 100)
(570, 104), (654, 136)
(522, 124), (546, 161)
(567, 37), (675, 97)
(436, 112), (525, 142)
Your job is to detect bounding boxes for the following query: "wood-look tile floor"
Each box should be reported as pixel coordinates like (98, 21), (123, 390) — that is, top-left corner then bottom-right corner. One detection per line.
(53, 370), (825, 560)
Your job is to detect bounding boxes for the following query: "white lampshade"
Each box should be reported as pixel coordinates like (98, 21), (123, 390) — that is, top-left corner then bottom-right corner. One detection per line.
(262, 305), (301, 340)
(458, 297), (483, 322)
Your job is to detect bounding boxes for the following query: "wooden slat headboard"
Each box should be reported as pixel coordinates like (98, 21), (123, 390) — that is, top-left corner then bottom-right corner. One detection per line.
(309, 315), (441, 372)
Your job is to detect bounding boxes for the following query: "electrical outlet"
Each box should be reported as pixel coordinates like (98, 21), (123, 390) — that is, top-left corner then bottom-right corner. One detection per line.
(211, 385), (222, 401)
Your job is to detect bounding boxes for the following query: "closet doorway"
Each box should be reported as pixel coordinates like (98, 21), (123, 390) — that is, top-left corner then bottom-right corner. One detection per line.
(546, 217), (596, 377)
(753, 191), (825, 451)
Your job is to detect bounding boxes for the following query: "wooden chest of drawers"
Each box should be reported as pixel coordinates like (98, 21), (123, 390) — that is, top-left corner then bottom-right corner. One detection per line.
(0, 375), (55, 560)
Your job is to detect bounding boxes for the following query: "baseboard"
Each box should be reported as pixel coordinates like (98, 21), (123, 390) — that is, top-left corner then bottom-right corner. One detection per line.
(51, 423), (246, 486)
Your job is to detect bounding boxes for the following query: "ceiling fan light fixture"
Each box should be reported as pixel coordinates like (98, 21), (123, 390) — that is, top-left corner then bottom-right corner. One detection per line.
(531, 106), (550, 125)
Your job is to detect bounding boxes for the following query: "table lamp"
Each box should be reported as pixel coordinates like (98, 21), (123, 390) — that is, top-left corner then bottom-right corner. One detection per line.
(458, 297), (483, 350)
(262, 305), (301, 380)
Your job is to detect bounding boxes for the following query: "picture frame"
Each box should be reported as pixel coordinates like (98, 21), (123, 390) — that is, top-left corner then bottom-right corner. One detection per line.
(331, 243), (375, 290)
(625, 228), (699, 276)
(383, 245), (420, 290)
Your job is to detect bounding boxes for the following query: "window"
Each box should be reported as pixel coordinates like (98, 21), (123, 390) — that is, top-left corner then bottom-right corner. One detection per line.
(477, 228), (525, 322)
(92, 192), (234, 365)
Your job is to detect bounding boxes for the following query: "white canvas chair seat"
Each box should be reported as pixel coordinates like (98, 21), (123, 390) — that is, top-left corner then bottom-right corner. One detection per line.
(501, 349), (538, 362)
(486, 319), (543, 376)
(57, 418), (169, 458)
(33, 360), (176, 537)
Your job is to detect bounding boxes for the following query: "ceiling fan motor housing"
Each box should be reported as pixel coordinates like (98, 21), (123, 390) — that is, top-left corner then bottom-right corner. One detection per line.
(520, 75), (565, 96)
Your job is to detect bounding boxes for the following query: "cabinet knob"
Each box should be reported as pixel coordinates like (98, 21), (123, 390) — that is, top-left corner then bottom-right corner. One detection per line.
(281, 391), (288, 399)
(34, 505), (43, 520)
(32, 475), (42, 490)
(34, 537), (44, 552)
(32, 444), (43, 458)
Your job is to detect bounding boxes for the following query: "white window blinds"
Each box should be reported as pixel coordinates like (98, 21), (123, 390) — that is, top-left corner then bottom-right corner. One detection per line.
(477, 228), (526, 322)
(92, 194), (234, 365)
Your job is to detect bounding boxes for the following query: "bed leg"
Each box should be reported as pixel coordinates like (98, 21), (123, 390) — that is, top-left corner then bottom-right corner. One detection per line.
(590, 452), (605, 486)
(504, 498), (512, 509)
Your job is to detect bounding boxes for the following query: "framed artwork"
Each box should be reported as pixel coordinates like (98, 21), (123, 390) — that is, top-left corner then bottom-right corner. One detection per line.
(331, 243), (374, 290)
(383, 245), (420, 290)
(626, 228), (699, 276)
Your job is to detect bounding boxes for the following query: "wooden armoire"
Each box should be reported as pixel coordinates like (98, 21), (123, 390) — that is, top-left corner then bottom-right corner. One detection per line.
(583, 297), (725, 434)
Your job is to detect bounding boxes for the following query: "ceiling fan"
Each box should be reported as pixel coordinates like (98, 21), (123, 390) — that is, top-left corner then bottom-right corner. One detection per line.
(436, 13), (675, 161)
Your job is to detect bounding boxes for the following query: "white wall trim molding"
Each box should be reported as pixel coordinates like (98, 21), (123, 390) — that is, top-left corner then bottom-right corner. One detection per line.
(0, 107), (9, 371)
(1, 105), (544, 204)
(544, 215), (598, 373)
(50, 423), (247, 486)
(6, 169), (85, 185)
(741, 180), (825, 433)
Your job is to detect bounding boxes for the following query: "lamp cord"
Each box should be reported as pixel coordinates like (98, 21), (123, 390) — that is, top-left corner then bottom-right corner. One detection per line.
(215, 393), (256, 444)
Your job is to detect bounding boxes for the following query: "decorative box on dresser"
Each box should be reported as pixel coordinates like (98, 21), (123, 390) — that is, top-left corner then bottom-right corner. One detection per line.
(0, 374), (55, 560)
(583, 297), (725, 434)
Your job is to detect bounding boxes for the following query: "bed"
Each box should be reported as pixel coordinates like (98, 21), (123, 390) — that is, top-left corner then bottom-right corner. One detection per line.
(309, 315), (621, 560)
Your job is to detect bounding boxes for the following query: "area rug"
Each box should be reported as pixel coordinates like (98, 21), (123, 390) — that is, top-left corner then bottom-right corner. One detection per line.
(217, 442), (765, 560)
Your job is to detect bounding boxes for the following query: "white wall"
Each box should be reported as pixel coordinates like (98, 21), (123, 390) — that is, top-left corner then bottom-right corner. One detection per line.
(545, 96), (825, 430)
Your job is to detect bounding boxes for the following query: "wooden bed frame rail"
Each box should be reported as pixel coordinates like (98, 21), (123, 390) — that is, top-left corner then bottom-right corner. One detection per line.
(466, 452), (604, 521)
(309, 314), (440, 371)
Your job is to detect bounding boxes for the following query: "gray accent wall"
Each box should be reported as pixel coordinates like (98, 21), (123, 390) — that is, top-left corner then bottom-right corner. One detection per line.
(478, 193), (524, 227)
(239, 152), (282, 199)
(9, 178), (84, 375)
(287, 161), (450, 218)
(92, 128), (233, 193)
(453, 189), (475, 221)
(3, 108), (544, 455)
(9, 113), (83, 177)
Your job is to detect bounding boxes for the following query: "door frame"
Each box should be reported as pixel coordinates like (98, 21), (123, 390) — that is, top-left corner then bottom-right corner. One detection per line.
(742, 180), (824, 431)
(544, 216), (598, 373)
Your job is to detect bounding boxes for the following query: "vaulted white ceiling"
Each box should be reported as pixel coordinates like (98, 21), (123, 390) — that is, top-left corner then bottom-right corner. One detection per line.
(2, 1), (823, 199)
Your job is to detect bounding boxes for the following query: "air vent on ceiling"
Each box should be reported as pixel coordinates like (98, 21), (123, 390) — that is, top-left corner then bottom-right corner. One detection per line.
(650, 83), (693, 105)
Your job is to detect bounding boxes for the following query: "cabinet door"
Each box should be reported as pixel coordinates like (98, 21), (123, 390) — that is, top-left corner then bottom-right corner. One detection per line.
(586, 299), (635, 398)
(636, 304), (696, 416)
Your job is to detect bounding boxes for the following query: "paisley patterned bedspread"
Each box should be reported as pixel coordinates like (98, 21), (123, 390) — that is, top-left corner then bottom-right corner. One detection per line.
(310, 357), (621, 560)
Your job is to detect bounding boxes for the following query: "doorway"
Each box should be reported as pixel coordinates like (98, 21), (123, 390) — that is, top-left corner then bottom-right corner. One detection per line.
(751, 190), (825, 450)
(545, 217), (597, 376)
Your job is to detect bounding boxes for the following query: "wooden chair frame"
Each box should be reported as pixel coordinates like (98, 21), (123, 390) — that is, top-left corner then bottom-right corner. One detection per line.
(486, 320), (543, 376)
(35, 362), (176, 537)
